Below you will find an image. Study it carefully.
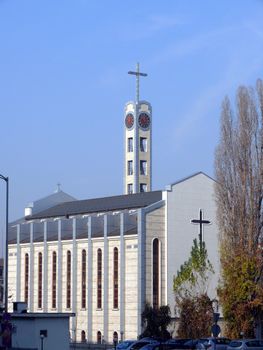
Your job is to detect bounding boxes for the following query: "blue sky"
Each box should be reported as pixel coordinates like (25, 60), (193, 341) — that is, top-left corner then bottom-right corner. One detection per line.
(0, 0), (263, 224)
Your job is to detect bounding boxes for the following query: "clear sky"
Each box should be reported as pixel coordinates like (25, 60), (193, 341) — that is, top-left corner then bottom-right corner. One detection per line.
(0, 0), (263, 225)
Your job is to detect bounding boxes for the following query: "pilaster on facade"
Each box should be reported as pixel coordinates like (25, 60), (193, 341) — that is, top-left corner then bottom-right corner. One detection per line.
(43, 221), (48, 312)
(103, 214), (109, 342)
(120, 213), (125, 340)
(29, 222), (34, 311)
(87, 216), (93, 342)
(16, 224), (21, 302)
(137, 208), (145, 336)
(72, 218), (77, 341)
(57, 220), (62, 313)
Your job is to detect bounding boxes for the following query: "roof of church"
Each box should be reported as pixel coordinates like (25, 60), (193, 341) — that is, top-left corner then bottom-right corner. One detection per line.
(26, 190), (163, 220)
(169, 171), (215, 187)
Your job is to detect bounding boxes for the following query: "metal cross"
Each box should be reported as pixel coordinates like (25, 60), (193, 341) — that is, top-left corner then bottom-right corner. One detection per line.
(128, 62), (147, 104)
(191, 209), (211, 246)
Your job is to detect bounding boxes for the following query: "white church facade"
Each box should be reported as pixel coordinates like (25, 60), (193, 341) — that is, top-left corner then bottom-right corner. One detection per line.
(7, 64), (220, 342)
(8, 173), (219, 342)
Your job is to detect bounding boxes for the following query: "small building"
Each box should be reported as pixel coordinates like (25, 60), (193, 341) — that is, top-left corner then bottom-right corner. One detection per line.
(2, 308), (73, 350)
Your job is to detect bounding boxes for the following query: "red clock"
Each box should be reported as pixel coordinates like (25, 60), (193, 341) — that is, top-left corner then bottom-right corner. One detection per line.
(138, 113), (150, 129)
(125, 113), (134, 129)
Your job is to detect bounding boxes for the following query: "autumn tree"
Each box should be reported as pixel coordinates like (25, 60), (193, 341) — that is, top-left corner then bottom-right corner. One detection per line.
(215, 79), (263, 338)
(174, 238), (214, 337)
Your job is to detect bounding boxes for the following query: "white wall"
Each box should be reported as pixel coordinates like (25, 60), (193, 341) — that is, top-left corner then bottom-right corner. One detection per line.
(166, 173), (220, 316)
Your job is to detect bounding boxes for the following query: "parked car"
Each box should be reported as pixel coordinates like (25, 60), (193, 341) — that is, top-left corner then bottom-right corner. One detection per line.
(197, 338), (231, 350)
(129, 339), (160, 350)
(165, 339), (197, 349)
(227, 340), (263, 350)
(114, 341), (138, 350)
(139, 343), (163, 350)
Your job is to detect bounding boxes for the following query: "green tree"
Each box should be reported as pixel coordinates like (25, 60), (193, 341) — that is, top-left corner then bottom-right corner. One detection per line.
(140, 303), (171, 339)
(173, 239), (214, 337)
(215, 80), (263, 338)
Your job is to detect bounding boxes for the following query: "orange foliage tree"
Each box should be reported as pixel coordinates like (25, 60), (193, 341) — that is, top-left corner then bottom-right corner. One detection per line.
(215, 80), (263, 338)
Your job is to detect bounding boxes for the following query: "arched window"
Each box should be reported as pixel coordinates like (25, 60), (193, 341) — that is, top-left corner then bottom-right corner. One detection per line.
(38, 252), (43, 309)
(24, 253), (29, 304)
(113, 247), (118, 309)
(52, 251), (57, 309)
(66, 250), (71, 309)
(81, 330), (86, 343)
(97, 249), (102, 309)
(152, 238), (159, 309)
(81, 249), (87, 309)
(113, 331), (118, 343)
(97, 331), (102, 344)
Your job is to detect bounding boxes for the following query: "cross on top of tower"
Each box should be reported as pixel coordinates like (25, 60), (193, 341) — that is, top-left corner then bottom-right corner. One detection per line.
(128, 63), (148, 104)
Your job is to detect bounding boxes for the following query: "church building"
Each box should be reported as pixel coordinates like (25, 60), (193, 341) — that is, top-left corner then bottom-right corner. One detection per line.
(8, 64), (220, 342)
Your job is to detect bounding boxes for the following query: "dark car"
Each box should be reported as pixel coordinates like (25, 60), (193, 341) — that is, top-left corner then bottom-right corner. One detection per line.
(116, 341), (138, 350)
(165, 339), (197, 350)
(197, 338), (231, 350)
(227, 339), (263, 350)
(130, 339), (159, 350)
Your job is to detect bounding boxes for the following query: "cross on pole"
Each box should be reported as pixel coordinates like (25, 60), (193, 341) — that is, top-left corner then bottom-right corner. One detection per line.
(191, 209), (211, 247)
(128, 63), (147, 104)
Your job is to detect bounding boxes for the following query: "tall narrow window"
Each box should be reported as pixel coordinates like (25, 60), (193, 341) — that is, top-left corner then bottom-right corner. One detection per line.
(52, 251), (57, 309)
(140, 160), (147, 175)
(81, 330), (86, 343)
(152, 238), (159, 309)
(82, 249), (87, 309)
(113, 248), (118, 309)
(25, 253), (29, 304)
(140, 137), (147, 152)
(38, 252), (43, 309)
(97, 249), (102, 309)
(127, 160), (133, 175)
(97, 331), (102, 344)
(127, 137), (133, 152)
(113, 331), (118, 343)
(66, 250), (71, 309)
(140, 183), (147, 192)
(127, 184), (133, 194)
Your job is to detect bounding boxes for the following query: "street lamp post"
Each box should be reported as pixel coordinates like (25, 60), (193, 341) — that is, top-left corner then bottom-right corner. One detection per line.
(0, 174), (9, 313)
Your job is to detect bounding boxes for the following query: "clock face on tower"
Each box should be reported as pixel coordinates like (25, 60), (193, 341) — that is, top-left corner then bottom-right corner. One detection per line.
(138, 113), (150, 129)
(125, 113), (134, 129)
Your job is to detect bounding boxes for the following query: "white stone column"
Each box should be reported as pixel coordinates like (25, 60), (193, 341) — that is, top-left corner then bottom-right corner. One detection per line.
(87, 216), (93, 341)
(103, 214), (108, 341)
(16, 224), (21, 302)
(57, 220), (62, 312)
(120, 213), (125, 340)
(43, 221), (48, 312)
(137, 209), (145, 336)
(29, 222), (34, 311)
(72, 218), (77, 341)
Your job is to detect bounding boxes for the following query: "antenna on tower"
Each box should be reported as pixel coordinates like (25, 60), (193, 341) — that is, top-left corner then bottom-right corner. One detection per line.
(128, 63), (147, 104)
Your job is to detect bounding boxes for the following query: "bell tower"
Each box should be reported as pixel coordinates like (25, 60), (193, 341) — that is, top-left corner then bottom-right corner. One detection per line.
(124, 63), (152, 194)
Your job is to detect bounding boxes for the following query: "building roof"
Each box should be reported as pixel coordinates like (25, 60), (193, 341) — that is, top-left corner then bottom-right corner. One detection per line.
(27, 190), (163, 220)
(25, 189), (77, 215)
(169, 171), (215, 187)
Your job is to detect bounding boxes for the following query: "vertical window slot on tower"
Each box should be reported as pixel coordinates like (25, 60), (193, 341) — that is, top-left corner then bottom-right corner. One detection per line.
(128, 138), (133, 152)
(140, 161), (147, 175)
(140, 137), (147, 152)
(128, 161), (133, 175)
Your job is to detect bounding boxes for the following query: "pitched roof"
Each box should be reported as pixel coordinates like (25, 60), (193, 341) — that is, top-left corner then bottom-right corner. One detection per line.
(27, 190), (163, 220)
(169, 171), (215, 187)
